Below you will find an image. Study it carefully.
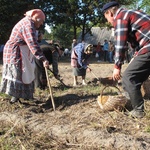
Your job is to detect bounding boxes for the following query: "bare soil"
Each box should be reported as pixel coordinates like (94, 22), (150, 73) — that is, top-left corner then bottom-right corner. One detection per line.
(0, 56), (150, 150)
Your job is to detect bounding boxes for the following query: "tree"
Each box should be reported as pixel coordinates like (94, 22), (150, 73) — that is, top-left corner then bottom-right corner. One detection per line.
(128, 0), (150, 14)
(51, 24), (74, 48)
(141, 0), (150, 14)
(36, 0), (136, 42)
(0, 0), (137, 45)
(0, 0), (35, 44)
(39, 0), (104, 41)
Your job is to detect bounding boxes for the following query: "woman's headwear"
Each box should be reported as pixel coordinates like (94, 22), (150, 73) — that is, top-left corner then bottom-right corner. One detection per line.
(84, 43), (93, 53)
(24, 9), (45, 21)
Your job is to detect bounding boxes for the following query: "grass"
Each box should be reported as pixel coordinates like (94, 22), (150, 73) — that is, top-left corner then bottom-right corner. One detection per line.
(0, 93), (10, 99)
(0, 83), (150, 149)
(1, 59), (150, 149)
(145, 126), (150, 132)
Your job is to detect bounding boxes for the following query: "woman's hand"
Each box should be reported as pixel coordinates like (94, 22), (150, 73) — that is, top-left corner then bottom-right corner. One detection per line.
(87, 67), (91, 72)
(43, 60), (49, 68)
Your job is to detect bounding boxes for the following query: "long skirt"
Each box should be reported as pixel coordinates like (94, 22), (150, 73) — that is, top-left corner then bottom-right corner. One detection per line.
(73, 67), (86, 76)
(0, 64), (34, 99)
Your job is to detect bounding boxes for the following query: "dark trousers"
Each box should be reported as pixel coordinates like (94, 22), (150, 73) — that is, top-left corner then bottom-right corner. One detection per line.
(34, 58), (47, 89)
(122, 52), (150, 110)
(103, 51), (108, 61)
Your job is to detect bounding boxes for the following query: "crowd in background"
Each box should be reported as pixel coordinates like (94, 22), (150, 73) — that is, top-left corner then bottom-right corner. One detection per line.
(94, 39), (135, 64)
(0, 37), (136, 66)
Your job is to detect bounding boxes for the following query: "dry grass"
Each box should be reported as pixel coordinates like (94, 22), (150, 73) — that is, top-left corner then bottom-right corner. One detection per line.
(0, 57), (150, 150)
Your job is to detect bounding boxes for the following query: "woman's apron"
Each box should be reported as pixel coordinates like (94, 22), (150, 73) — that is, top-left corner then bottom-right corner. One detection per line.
(20, 45), (35, 84)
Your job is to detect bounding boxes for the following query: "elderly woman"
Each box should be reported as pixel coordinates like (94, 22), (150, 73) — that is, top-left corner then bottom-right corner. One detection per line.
(71, 42), (93, 86)
(0, 9), (49, 103)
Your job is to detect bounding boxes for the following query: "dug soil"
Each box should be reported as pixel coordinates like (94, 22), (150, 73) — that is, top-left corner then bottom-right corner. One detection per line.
(0, 56), (150, 150)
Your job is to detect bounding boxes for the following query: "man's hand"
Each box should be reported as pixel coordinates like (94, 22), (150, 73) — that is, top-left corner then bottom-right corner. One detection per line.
(43, 60), (49, 68)
(113, 68), (121, 81)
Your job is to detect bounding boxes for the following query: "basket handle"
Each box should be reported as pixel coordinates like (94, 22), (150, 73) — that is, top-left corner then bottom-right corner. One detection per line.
(100, 85), (122, 104)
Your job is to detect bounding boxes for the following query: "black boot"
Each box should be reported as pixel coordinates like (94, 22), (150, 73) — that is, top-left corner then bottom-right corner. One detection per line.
(128, 90), (144, 110)
(10, 97), (19, 104)
(124, 109), (145, 118)
(124, 90), (145, 118)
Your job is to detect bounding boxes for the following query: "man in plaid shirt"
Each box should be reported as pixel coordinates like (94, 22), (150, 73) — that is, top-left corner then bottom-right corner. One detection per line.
(102, 1), (150, 118)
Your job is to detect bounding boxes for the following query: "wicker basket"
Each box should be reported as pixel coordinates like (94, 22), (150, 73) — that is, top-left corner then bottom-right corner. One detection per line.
(141, 78), (150, 99)
(100, 77), (118, 86)
(97, 86), (128, 111)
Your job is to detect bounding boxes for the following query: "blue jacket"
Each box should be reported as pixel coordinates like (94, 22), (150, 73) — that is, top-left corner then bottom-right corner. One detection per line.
(71, 43), (90, 69)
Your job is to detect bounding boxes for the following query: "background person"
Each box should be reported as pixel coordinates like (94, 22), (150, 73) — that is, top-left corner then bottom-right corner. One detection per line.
(96, 42), (103, 62)
(0, 44), (4, 63)
(64, 48), (70, 57)
(103, 39), (109, 62)
(48, 40), (63, 78)
(102, 1), (150, 118)
(0, 9), (49, 103)
(71, 43), (93, 86)
(34, 31), (61, 89)
(108, 40), (115, 63)
(72, 39), (77, 49)
(71, 38), (78, 54)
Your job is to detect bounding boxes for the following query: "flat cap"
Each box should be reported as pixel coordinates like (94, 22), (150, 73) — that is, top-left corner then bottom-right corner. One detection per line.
(102, 1), (119, 13)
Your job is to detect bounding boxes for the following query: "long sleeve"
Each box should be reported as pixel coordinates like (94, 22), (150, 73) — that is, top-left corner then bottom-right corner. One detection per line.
(114, 19), (128, 69)
(75, 43), (87, 69)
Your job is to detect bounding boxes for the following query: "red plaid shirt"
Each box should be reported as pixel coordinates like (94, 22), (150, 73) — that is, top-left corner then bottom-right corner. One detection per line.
(113, 8), (150, 69)
(3, 16), (46, 64)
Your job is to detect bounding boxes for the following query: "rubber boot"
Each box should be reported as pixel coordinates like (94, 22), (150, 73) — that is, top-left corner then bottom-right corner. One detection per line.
(128, 90), (144, 110)
(125, 90), (145, 118)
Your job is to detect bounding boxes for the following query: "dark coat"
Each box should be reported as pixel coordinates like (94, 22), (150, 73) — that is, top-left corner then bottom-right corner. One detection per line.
(34, 44), (54, 89)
